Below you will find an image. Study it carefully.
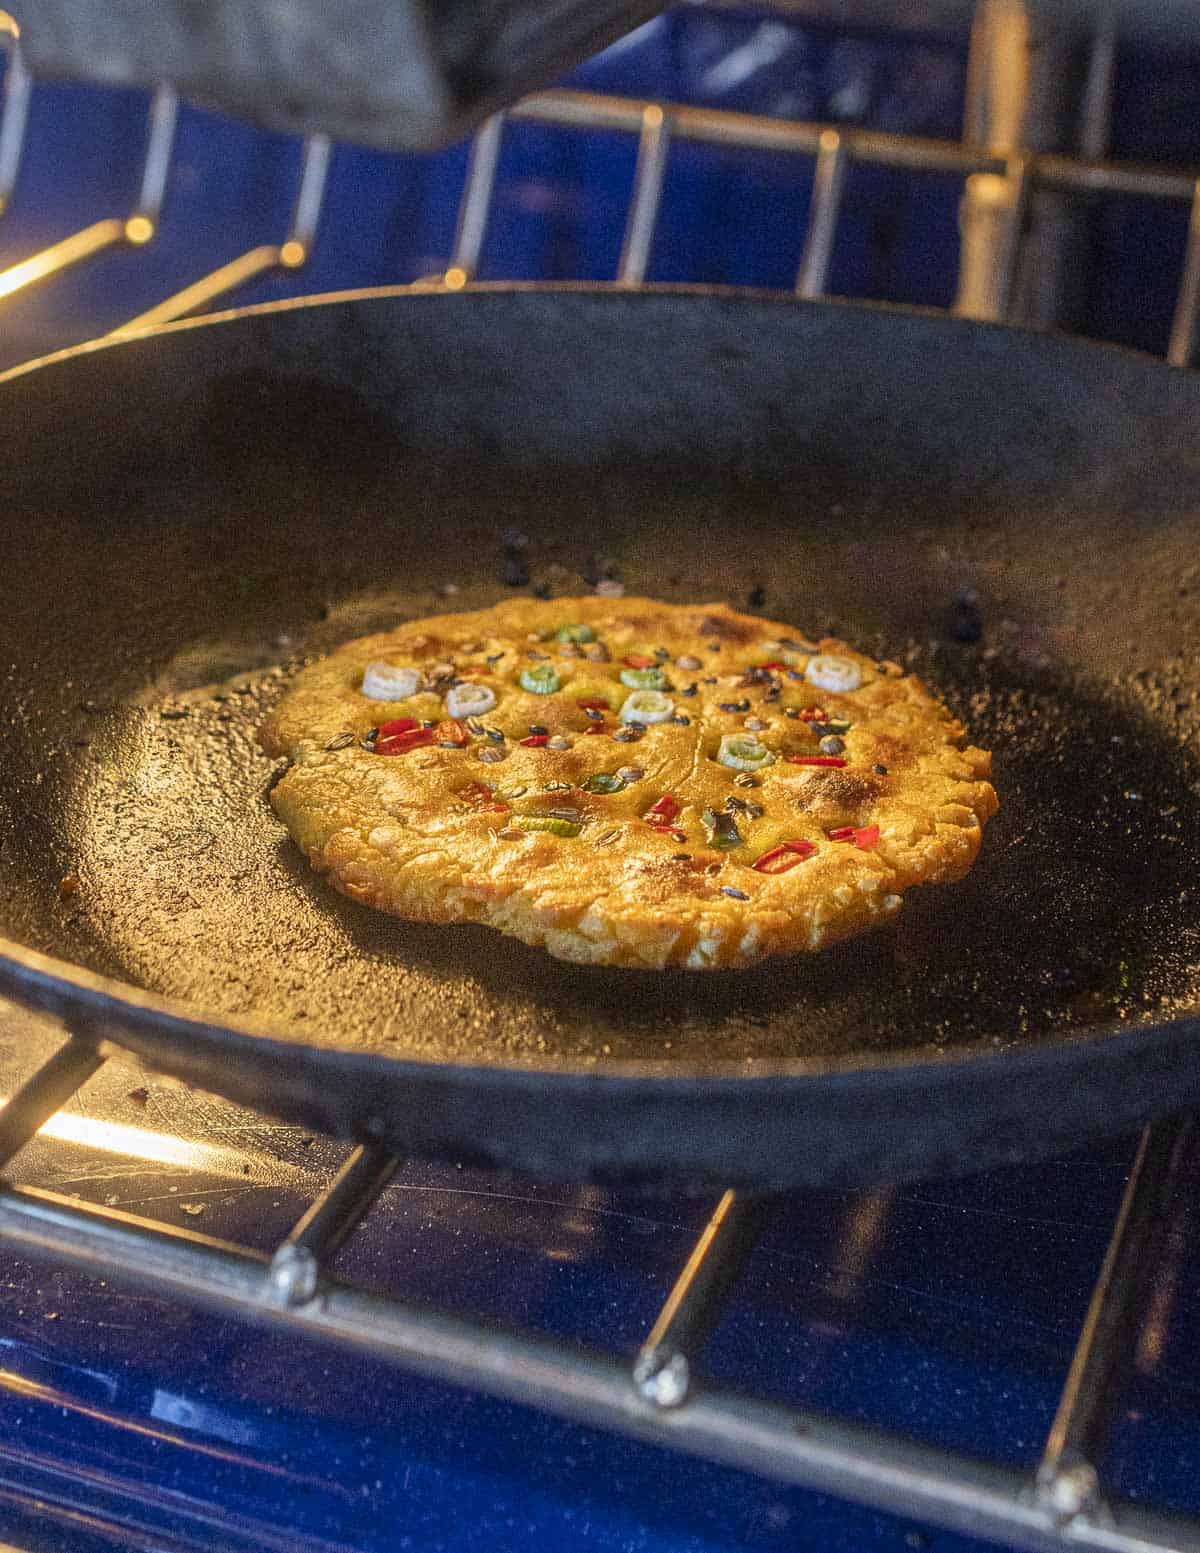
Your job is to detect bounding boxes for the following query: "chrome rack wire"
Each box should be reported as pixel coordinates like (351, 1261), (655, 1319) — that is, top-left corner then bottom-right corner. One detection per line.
(0, 1030), (1196, 1553)
(502, 87), (1200, 362)
(0, 24), (1195, 359)
(0, 12), (30, 221)
(119, 83), (1200, 353)
(108, 130), (331, 335)
(0, 78), (177, 302)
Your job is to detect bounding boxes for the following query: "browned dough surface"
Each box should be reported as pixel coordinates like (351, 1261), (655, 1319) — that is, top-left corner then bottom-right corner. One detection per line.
(260, 598), (997, 968)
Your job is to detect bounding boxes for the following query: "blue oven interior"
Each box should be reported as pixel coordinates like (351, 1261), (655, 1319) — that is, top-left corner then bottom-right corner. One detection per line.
(0, 7), (1199, 1552)
(3, 8), (1198, 364)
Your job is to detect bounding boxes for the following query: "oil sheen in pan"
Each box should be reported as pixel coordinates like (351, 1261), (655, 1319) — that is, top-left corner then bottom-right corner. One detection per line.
(59, 634), (1200, 1068)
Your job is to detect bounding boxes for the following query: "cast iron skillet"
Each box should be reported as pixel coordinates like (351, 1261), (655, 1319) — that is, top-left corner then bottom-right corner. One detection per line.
(0, 286), (1197, 1190)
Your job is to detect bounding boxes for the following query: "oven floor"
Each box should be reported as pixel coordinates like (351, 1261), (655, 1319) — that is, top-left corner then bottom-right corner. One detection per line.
(0, 997), (1195, 1553)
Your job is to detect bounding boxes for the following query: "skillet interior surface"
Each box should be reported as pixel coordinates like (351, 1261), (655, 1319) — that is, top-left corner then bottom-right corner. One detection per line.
(0, 288), (1197, 1185)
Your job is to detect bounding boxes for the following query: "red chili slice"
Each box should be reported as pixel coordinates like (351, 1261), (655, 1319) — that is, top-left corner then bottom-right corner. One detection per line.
(760, 660), (788, 671)
(797, 707), (828, 723)
(583, 723), (608, 735)
(377, 728), (435, 756)
(787, 755), (848, 768)
(753, 851), (800, 874)
(828, 824), (881, 849)
(520, 734), (550, 747)
(752, 840), (817, 874)
(622, 654), (655, 669)
(646, 794), (681, 824)
(576, 697), (611, 711)
(434, 719), (469, 746)
(377, 717), (420, 738)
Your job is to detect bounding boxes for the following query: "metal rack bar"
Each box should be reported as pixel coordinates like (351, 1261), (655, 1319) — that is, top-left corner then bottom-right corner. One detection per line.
(995, 154), (1034, 320)
(0, 86), (177, 303)
(113, 244), (279, 330)
(0, 219), (123, 300)
(268, 1143), (401, 1306)
(514, 87), (983, 171)
(1168, 181), (1200, 368)
(42, 77), (1193, 360)
(447, 113), (505, 285)
(633, 1190), (763, 1406)
(505, 84), (1200, 349)
(1034, 153), (1196, 203)
(0, 16), (31, 219)
(0, 1181), (272, 1291)
(133, 86), (179, 231)
(0, 1034), (104, 1169)
(1037, 1116), (1195, 1519)
(957, 0), (1028, 323)
(0, 1170), (1197, 1553)
(617, 103), (670, 286)
(111, 132), (331, 334)
(0, 1036), (1198, 1552)
(512, 88), (1200, 204)
(1078, 7), (1118, 161)
(795, 128), (848, 298)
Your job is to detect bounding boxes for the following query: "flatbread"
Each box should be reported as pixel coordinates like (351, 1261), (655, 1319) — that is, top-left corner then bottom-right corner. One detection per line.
(259, 598), (997, 968)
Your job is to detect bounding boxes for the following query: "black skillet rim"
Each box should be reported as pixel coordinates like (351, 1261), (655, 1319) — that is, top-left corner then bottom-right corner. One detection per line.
(0, 284), (1196, 1150)
(2, 280), (1193, 391)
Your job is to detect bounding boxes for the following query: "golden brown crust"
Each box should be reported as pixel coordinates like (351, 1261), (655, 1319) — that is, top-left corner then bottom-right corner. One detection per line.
(259, 597), (998, 968)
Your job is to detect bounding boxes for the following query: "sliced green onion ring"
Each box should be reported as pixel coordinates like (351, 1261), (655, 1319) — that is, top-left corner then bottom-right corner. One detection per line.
(445, 682), (496, 719)
(805, 654), (863, 694)
(515, 815), (581, 837)
(620, 690), (674, 725)
(519, 664), (561, 695)
(619, 667), (667, 691)
(717, 733), (774, 771)
(361, 662), (421, 701)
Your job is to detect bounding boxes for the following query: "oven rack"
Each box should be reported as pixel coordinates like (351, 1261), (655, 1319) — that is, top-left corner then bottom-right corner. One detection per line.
(0, 1029), (1195, 1553)
(0, 20), (1196, 364)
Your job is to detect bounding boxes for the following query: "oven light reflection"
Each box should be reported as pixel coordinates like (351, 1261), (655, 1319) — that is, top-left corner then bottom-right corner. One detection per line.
(0, 1369), (343, 1490)
(0, 218), (126, 300)
(826, 1188), (896, 1304)
(1136, 1209), (1191, 1373)
(4, 1103), (251, 1175)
